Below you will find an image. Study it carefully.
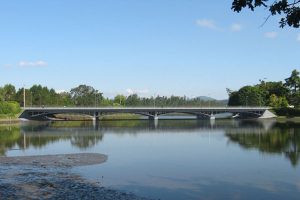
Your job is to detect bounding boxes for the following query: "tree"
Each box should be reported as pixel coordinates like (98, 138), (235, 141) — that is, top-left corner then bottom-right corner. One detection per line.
(1, 84), (16, 101)
(232, 0), (300, 28)
(70, 85), (103, 106)
(114, 95), (126, 106)
(125, 94), (140, 106)
(285, 69), (300, 93)
(228, 86), (265, 106)
(228, 91), (241, 106)
(268, 94), (289, 108)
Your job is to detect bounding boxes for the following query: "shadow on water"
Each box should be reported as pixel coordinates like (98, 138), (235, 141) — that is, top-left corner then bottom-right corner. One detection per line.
(1, 119), (300, 166)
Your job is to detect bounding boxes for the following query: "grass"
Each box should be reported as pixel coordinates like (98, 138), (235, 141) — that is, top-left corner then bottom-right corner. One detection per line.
(54, 113), (141, 121)
(0, 113), (21, 123)
(100, 113), (141, 120)
(276, 116), (300, 123)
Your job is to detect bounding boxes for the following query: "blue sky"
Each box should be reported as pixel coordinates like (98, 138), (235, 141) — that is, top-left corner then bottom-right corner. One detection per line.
(0, 0), (299, 99)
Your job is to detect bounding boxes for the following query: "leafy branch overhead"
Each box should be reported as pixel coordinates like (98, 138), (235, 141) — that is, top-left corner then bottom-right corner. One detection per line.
(232, 0), (300, 28)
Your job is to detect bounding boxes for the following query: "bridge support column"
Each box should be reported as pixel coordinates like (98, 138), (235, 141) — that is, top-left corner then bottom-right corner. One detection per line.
(149, 112), (158, 120)
(93, 112), (99, 121)
(210, 113), (215, 120)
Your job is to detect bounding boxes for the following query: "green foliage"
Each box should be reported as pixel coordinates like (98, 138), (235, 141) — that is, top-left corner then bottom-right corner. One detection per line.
(0, 84), (16, 101)
(257, 81), (289, 98)
(0, 101), (21, 116)
(232, 0), (300, 28)
(70, 85), (103, 106)
(227, 91), (240, 106)
(285, 69), (300, 93)
(268, 94), (289, 108)
(125, 94), (140, 106)
(0, 83), (227, 108)
(114, 94), (126, 106)
(100, 98), (113, 106)
(228, 69), (299, 108)
(228, 86), (264, 106)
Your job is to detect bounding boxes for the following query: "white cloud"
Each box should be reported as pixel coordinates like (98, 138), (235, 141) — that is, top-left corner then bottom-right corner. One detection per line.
(18, 60), (47, 67)
(264, 32), (278, 39)
(196, 19), (217, 30)
(231, 23), (242, 32)
(297, 33), (300, 42)
(126, 88), (149, 95)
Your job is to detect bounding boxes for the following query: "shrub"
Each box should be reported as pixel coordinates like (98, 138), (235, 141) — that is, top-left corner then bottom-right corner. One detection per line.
(0, 101), (21, 115)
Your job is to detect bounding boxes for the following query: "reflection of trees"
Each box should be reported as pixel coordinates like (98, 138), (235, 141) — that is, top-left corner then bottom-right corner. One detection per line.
(20, 132), (104, 150)
(0, 125), (104, 155)
(226, 124), (300, 167)
(0, 126), (21, 156)
(70, 134), (103, 149)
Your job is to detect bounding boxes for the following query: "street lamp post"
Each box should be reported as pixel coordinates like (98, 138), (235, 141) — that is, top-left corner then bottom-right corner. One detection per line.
(23, 86), (26, 109)
(30, 92), (33, 107)
(95, 90), (98, 107)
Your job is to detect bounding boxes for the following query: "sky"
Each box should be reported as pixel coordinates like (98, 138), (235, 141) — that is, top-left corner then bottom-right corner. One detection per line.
(0, 0), (299, 99)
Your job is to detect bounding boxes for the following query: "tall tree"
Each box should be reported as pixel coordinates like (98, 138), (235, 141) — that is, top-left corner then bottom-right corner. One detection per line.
(2, 84), (16, 101)
(232, 0), (300, 28)
(285, 69), (300, 93)
(70, 85), (103, 106)
(228, 86), (265, 106)
(114, 95), (126, 106)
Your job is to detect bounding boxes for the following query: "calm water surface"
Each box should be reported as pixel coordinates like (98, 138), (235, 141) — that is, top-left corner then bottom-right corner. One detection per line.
(1, 119), (300, 200)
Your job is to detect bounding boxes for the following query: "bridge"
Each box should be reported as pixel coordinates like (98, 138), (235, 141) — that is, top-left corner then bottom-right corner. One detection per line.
(19, 107), (276, 121)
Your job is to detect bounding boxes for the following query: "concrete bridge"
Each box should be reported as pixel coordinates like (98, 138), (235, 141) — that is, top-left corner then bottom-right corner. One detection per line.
(19, 107), (276, 121)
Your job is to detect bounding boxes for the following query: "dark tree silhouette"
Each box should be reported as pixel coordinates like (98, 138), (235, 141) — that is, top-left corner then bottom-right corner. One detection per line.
(232, 0), (300, 28)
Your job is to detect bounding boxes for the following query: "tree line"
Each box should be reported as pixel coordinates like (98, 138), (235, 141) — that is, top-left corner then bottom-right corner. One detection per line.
(0, 84), (225, 113)
(1, 69), (298, 115)
(227, 69), (300, 108)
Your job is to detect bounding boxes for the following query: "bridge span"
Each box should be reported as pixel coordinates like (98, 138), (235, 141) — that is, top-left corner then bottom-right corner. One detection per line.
(19, 107), (276, 121)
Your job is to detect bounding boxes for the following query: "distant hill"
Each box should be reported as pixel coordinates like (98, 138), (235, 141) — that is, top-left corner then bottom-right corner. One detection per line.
(195, 96), (216, 101)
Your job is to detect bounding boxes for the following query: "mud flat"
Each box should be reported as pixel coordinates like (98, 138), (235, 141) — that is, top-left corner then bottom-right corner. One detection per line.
(0, 153), (151, 200)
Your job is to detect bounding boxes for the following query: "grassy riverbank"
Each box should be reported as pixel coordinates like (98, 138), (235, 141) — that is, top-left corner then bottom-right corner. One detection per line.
(276, 116), (300, 123)
(0, 114), (21, 123)
(54, 113), (141, 121)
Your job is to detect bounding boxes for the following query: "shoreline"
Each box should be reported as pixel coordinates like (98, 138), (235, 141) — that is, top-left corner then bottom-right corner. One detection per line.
(0, 153), (151, 200)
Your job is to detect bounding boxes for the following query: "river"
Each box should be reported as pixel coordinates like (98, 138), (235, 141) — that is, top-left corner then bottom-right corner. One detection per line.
(1, 119), (299, 200)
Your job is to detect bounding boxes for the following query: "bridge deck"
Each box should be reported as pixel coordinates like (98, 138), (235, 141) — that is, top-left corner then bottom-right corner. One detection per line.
(19, 107), (276, 121)
(22, 107), (270, 112)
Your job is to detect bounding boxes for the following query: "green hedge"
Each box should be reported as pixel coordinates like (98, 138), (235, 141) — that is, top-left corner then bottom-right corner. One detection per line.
(0, 101), (21, 116)
(274, 108), (300, 117)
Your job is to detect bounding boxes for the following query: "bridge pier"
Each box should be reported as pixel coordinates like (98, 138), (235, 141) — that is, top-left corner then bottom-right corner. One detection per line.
(93, 112), (99, 121)
(149, 112), (158, 120)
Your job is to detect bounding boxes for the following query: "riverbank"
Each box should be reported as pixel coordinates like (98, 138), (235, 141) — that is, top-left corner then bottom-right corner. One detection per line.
(0, 153), (151, 200)
(0, 114), (20, 124)
(276, 116), (300, 123)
